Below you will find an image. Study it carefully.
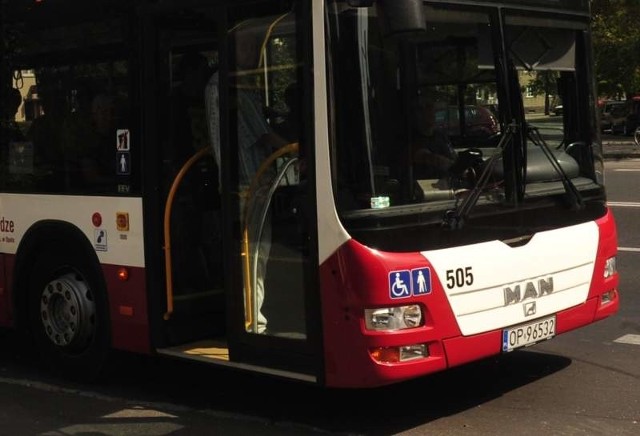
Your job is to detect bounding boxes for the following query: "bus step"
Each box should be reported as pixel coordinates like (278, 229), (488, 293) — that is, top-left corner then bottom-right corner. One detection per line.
(164, 288), (225, 345)
(164, 311), (225, 346)
(171, 287), (224, 315)
(158, 339), (230, 362)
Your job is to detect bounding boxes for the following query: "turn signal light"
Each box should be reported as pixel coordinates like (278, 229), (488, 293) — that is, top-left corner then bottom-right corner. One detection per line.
(117, 267), (129, 281)
(601, 289), (617, 305)
(370, 344), (429, 363)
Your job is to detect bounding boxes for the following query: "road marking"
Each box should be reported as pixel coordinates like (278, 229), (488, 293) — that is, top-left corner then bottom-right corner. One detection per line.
(612, 169), (640, 172)
(619, 247), (640, 252)
(614, 334), (640, 345)
(608, 201), (640, 208)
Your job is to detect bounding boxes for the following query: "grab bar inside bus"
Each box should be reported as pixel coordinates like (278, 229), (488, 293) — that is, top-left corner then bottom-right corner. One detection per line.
(163, 147), (211, 320)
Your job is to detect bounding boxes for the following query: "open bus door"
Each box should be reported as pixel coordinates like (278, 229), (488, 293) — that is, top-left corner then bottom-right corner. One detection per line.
(146, 1), (316, 379)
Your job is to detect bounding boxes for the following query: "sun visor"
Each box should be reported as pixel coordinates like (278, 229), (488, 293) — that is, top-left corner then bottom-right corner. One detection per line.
(506, 27), (577, 71)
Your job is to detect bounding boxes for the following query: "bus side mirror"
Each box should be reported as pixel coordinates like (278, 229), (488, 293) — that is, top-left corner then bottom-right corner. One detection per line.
(378, 0), (426, 35)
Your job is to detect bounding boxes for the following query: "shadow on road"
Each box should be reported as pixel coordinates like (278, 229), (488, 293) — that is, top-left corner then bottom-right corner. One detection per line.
(0, 328), (573, 435)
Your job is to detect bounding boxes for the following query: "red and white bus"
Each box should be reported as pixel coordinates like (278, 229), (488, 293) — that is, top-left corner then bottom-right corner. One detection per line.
(0, 0), (619, 388)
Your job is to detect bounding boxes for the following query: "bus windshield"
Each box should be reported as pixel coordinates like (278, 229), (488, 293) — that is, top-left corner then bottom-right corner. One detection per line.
(326, 1), (603, 230)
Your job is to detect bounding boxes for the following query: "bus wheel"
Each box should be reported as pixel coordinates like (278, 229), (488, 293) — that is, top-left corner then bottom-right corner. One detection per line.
(28, 248), (110, 381)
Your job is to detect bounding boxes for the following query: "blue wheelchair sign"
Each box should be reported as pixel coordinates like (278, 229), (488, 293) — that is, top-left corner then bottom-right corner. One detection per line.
(389, 267), (432, 299)
(389, 270), (411, 299)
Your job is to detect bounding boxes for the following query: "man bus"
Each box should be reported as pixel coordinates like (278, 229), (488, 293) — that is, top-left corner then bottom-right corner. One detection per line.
(0, 0), (618, 388)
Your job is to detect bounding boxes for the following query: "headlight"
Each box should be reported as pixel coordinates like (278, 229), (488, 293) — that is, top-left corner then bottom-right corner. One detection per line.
(364, 305), (424, 331)
(604, 256), (616, 278)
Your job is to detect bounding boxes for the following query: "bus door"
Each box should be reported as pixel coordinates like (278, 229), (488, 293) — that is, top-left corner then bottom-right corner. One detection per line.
(220, 0), (320, 371)
(223, 2), (313, 357)
(153, 0), (315, 373)
(153, 5), (225, 342)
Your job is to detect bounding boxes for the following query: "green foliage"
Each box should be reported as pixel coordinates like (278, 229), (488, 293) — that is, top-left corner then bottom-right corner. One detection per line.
(524, 71), (559, 114)
(591, 0), (640, 98)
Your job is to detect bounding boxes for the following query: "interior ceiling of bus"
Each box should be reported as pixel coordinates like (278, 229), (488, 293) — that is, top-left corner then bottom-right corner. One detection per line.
(6, 0), (127, 20)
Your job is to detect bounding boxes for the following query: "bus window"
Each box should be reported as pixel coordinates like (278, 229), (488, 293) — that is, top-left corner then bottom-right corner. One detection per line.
(506, 16), (599, 186)
(328, 4), (501, 213)
(1, 19), (133, 194)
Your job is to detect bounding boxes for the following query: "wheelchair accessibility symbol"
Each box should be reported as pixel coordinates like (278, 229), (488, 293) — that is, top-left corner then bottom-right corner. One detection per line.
(389, 270), (411, 298)
(389, 268), (432, 299)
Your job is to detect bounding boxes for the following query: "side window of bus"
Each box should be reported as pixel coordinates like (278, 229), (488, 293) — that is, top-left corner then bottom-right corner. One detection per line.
(0, 84), (26, 190)
(2, 61), (130, 194)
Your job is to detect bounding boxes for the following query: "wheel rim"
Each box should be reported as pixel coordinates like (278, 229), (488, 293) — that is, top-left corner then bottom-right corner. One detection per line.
(40, 272), (96, 349)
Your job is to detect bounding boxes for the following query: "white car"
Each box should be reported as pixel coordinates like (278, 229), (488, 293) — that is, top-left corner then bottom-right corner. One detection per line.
(553, 104), (563, 116)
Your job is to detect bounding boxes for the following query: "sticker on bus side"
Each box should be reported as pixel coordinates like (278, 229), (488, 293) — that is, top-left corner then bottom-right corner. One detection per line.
(411, 267), (432, 295)
(94, 229), (108, 252)
(389, 267), (432, 299)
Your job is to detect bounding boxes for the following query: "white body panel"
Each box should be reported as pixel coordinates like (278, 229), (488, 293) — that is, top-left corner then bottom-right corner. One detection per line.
(0, 194), (145, 268)
(423, 221), (598, 336)
(313, 0), (351, 265)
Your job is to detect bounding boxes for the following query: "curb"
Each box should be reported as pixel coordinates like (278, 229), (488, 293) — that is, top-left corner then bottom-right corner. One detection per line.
(602, 140), (639, 159)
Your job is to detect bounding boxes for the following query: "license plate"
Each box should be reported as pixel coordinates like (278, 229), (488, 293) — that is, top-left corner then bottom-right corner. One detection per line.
(502, 316), (556, 352)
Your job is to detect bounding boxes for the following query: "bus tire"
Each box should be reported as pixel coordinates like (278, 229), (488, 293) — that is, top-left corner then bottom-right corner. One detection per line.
(27, 244), (111, 382)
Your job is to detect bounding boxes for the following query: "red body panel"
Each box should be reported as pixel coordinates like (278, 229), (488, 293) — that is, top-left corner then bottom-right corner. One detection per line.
(320, 210), (619, 388)
(0, 255), (151, 354)
(0, 255), (15, 326)
(102, 264), (151, 353)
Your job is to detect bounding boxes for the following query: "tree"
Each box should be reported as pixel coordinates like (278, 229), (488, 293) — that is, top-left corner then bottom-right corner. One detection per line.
(591, 0), (640, 98)
(526, 71), (559, 115)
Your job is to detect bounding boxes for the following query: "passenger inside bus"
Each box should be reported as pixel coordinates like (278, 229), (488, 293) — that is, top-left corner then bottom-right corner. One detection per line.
(171, 52), (213, 164)
(276, 82), (305, 177)
(27, 81), (67, 187)
(80, 93), (119, 185)
(169, 51), (219, 291)
(275, 83), (301, 143)
(1, 86), (24, 142)
(55, 91), (119, 191)
(411, 99), (458, 180)
(205, 24), (289, 334)
(0, 86), (26, 187)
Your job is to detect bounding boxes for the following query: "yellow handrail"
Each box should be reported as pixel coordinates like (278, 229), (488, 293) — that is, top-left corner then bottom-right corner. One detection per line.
(242, 142), (299, 330)
(163, 147), (211, 320)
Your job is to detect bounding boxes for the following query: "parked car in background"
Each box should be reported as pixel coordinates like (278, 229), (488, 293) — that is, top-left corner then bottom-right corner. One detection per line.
(553, 104), (563, 116)
(623, 96), (640, 136)
(599, 100), (626, 133)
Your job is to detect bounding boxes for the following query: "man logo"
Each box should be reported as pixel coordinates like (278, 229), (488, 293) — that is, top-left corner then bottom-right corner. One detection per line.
(504, 277), (554, 306)
(524, 302), (537, 317)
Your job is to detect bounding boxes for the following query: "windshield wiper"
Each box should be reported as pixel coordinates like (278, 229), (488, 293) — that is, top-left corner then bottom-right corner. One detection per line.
(442, 122), (518, 230)
(526, 124), (584, 211)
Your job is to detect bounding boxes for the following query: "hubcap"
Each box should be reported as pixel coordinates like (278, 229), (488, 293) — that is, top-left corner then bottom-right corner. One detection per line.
(40, 272), (95, 348)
